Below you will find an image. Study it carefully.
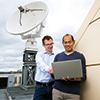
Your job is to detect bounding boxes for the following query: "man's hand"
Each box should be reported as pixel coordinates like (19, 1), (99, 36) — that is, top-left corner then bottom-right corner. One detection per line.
(47, 68), (54, 74)
(62, 76), (81, 81)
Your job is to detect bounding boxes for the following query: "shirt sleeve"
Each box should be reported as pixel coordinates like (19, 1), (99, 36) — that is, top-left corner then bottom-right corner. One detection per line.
(36, 52), (50, 73)
(81, 54), (87, 81)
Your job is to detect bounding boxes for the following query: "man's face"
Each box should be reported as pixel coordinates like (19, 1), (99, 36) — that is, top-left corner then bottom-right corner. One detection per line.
(43, 39), (54, 54)
(62, 35), (75, 53)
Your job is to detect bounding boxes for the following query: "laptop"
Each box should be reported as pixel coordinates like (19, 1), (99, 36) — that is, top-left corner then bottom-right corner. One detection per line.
(52, 59), (83, 79)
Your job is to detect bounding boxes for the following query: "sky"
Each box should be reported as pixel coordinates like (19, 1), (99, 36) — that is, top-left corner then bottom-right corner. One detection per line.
(0, 0), (95, 72)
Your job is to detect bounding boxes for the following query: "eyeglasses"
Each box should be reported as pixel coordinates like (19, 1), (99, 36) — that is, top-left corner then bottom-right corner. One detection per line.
(44, 42), (54, 46)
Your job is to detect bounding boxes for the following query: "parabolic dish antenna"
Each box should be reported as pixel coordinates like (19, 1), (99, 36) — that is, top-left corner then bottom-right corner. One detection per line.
(6, 1), (49, 35)
(6, 1), (49, 51)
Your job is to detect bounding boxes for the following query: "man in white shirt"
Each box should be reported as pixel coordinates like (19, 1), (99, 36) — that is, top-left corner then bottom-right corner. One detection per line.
(33, 35), (54, 100)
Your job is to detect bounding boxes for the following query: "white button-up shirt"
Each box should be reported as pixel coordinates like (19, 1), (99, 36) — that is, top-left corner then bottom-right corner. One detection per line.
(35, 51), (55, 83)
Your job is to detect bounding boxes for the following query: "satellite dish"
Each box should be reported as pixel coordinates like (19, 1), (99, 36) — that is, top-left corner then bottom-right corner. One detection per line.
(6, 1), (49, 35)
(6, 1), (49, 51)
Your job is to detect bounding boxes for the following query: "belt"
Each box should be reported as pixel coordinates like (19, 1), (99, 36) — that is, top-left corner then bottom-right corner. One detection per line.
(36, 81), (54, 86)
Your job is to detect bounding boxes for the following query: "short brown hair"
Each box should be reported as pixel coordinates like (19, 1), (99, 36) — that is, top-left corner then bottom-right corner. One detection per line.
(42, 35), (53, 45)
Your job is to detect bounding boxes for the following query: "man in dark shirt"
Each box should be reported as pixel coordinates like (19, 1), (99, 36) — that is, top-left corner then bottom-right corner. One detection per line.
(52, 34), (86, 100)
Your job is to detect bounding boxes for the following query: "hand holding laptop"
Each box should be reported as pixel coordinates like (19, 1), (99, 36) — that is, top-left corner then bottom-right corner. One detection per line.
(62, 76), (81, 81)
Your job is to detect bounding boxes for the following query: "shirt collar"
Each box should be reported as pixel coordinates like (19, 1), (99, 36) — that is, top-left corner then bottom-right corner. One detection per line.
(64, 51), (74, 55)
(44, 51), (54, 55)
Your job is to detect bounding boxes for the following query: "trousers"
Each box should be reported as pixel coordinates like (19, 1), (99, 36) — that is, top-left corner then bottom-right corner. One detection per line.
(52, 88), (80, 100)
(33, 83), (53, 100)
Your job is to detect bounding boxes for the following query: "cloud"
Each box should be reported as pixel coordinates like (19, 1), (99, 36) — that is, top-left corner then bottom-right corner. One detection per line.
(0, 0), (95, 71)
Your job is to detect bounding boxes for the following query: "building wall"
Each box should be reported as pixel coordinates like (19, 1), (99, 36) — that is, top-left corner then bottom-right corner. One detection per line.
(75, 0), (100, 100)
(0, 73), (22, 88)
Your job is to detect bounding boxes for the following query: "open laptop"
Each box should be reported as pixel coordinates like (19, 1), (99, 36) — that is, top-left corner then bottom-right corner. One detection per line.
(52, 59), (83, 79)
